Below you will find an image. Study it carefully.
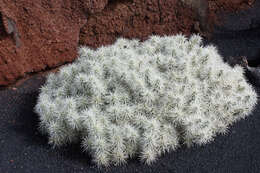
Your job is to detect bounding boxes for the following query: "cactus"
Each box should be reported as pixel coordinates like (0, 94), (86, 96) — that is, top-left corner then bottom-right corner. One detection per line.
(35, 34), (257, 167)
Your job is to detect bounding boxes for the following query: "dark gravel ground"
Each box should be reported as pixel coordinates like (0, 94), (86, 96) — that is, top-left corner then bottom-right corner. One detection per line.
(1, 2), (260, 173)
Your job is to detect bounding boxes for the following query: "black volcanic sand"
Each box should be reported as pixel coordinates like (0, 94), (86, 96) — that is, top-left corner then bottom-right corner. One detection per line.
(1, 2), (260, 173)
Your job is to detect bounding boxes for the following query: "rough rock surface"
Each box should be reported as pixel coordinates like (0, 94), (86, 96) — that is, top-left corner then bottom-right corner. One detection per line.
(209, 0), (255, 12)
(79, 0), (197, 48)
(0, 0), (108, 86)
(0, 0), (256, 86)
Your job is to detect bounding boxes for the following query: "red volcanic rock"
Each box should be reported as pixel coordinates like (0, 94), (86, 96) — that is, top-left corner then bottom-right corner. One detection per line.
(79, 0), (197, 49)
(81, 0), (108, 14)
(208, 0), (255, 12)
(0, 0), (256, 87)
(79, 0), (256, 49)
(0, 0), (108, 86)
(0, 0), (198, 86)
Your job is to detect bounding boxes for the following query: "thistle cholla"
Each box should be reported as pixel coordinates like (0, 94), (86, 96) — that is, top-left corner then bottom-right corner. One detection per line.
(35, 34), (257, 166)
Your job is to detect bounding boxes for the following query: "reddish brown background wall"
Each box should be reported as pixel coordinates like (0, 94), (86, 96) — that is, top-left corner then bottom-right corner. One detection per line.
(0, 0), (255, 87)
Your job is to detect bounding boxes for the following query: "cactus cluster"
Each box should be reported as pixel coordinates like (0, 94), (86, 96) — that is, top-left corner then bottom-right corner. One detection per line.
(35, 34), (257, 167)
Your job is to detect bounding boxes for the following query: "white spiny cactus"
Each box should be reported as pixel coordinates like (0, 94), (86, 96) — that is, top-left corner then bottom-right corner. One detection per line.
(35, 34), (257, 167)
